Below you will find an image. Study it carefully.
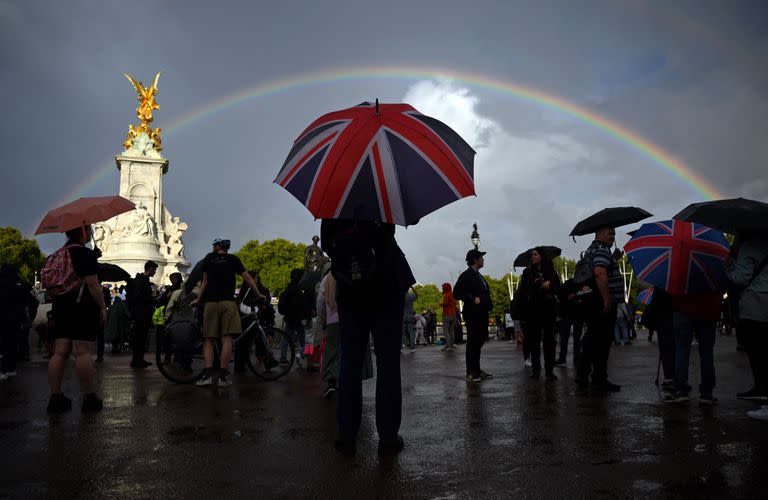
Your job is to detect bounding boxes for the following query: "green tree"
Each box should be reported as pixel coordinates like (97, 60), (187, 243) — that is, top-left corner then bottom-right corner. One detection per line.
(552, 255), (578, 281)
(0, 227), (45, 282)
(483, 275), (512, 320)
(235, 238), (306, 296)
(413, 284), (442, 318)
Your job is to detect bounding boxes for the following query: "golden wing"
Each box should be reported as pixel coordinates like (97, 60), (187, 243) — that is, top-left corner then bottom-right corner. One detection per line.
(124, 73), (147, 99)
(150, 72), (161, 94)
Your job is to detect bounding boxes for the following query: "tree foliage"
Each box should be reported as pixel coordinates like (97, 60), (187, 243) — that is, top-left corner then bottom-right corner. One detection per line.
(0, 227), (45, 282)
(413, 284), (442, 317)
(234, 239), (306, 296)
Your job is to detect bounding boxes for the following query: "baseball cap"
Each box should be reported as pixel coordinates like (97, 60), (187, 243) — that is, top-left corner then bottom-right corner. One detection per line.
(465, 249), (486, 263)
(212, 238), (231, 249)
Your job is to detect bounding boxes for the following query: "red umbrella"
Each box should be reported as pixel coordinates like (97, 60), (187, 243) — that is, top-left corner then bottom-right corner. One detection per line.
(35, 196), (135, 235)
(274, 100), (476, 226)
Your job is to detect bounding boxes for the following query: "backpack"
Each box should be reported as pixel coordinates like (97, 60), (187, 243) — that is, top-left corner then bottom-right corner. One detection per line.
(331, 237), (378, 294)
(571, 249), (602, 318)
(40, 244), (83, 298)
(278, 284), (309, 320)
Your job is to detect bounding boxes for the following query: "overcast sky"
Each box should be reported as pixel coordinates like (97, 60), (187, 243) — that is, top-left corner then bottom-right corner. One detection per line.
(2, 0), (767, 284)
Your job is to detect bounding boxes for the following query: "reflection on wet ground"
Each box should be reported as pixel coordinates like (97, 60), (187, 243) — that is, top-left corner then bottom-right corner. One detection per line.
(0, 335), (767, 498)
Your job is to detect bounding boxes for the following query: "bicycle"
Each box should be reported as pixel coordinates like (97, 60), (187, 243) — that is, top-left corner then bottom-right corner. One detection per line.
(155, 303), (295, 384)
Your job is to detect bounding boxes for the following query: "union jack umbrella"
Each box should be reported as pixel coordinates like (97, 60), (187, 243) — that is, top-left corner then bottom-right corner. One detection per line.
(623, 220), (730, 296)
(636, 288), (654, 305)
(274, 101), (476, 226)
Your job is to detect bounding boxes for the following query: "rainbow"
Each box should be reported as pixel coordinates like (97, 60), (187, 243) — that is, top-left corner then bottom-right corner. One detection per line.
(64, 65), (725, 202)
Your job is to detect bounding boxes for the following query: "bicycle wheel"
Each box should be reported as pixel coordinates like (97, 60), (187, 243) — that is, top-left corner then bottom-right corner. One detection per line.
(247, 325), (294, 380)
(155, 321), (206, 384)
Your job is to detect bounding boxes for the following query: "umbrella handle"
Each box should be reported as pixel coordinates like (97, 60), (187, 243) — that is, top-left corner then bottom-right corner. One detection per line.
(375, 98), (380, 115)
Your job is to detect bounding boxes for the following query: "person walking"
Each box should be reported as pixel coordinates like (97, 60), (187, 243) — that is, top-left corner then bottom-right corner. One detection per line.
(726, 232), (768, 404)
(440, 283), (457, 350)
(191, 238), (266, 387)
(278, 268), (310, 364)
(576, 226), (624, 393)
(126, 260), (158, 368)
(453, 249), (493, 382)
(0, 265), (29, 380)
(516, 247), (561, 381)
(402, 287), (418, 351)
(45, 226), (106, 413)
(663, 292), (722, 406)
(321, 218), (415, 457)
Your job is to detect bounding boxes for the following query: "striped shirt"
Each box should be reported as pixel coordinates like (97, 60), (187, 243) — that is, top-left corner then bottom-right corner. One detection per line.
(586, 240), (624, 304)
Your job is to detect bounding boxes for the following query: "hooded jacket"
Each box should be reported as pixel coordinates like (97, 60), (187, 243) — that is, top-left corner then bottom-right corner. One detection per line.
(441, 283), (457, 317)
(453, 267), (492, 317)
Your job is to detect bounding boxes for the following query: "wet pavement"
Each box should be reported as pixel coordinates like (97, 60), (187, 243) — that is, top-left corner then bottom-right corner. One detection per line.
(1, 333), (767, 499)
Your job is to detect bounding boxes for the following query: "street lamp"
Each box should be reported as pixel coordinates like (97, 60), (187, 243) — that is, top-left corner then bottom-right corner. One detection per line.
(471, 223), (480, 250)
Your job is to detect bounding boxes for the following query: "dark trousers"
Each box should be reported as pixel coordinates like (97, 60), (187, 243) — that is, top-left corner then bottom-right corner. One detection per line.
(673, 312), (716, 396)
(464, 313), (488, 377)
(527, 320), (556, 375)
(1, 321), (18, 373)
(657, 314), (675, 380)
(132, 318), (150, 362)
(740, 319), (768, 392)
(521, 321), (530, 360)
(558, 319), (583, 361)
(578, 305), (617, 385)
(337, 286), (405, 443)
(454, 320), (464, 344)
(96, 326), (105, 360)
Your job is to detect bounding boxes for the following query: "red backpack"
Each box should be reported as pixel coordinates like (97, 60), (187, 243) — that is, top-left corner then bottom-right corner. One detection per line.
(41, 244), (83, 297)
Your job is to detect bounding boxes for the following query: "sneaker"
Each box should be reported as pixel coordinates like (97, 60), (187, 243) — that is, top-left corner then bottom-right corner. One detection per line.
(737, 388), (768, 401)
(0, 373), (7, 381)
(466, 374), (482, 383)
(81, 393), (103, 412)
(195, 370), (214, 386)
(218, 369), (233, 387)
(663, 392), (690, 404)
(699, 395), (718, 406)
(378, 435), (405, 457)
(524, 359), (532, 367)
(479, 371), (493, 380)
(747, 405), (768, 421)
(47, 393), (73, 414)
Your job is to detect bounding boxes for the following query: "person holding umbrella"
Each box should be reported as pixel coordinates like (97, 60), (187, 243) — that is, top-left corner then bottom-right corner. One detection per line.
(575, 226), (624, 393)
(516, 247), (561, 380)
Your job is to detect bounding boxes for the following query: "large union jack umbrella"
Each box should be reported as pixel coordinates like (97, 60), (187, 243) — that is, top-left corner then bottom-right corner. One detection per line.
(623, 220), (730, 296)
(274, 101), (476, 226)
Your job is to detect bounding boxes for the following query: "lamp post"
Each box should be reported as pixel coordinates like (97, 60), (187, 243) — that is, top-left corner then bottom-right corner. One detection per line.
(471, 223), (480, 250)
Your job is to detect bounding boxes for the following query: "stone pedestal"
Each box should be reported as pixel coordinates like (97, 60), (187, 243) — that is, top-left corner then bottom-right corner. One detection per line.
(94, 132), (190, 284)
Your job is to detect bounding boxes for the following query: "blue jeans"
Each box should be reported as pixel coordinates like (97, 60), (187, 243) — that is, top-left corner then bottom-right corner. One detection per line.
(614, 314), (629, 344)
(673, 312), (716, 396)
(281, 319), (305, 360)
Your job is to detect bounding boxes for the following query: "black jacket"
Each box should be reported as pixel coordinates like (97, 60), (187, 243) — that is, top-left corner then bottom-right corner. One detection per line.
(516, 266), (560, 322)
(0, 266), (30, 325)
(127, 273), (155, 319)
(453, 267), (492, 317)
(321, 219), (415, 296)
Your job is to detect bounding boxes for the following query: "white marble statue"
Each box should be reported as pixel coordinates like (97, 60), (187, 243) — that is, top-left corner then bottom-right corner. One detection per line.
(132, 202), (157, 239)
(166, 216), (188, 257)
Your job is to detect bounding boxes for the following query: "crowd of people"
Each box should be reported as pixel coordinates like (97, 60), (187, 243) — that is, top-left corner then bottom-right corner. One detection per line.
(1, 216), (767, 457)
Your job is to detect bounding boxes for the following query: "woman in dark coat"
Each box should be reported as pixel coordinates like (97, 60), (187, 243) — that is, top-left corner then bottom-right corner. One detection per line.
(516, 247), (561, 380)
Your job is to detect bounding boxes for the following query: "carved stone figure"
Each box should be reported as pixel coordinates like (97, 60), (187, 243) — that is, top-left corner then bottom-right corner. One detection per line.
(166, 216), (188, 257)
(132, 202), (157, 239)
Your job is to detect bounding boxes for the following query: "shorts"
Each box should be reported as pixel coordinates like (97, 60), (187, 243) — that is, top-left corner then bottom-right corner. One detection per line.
(51, 301), (100, 342)
(203, 301), (242, 338)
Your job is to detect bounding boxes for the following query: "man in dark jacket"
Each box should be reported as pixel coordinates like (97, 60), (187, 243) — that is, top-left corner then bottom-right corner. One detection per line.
(321, 218), (415, 457)
(278, 268), (309, 363)
(453, 249), (493, 382)
(126, 260), (158, 368)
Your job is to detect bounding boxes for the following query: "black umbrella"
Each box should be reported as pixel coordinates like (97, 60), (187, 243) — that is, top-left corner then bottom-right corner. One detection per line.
(570, 207), (652, 237)
(673, 197), (768, 235)
(97, 263), (131, 282)
(513, 246), (562, 269)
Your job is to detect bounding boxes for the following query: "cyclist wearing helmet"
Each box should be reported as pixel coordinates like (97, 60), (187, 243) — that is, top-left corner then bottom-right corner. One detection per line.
(192, 238), (265, 387)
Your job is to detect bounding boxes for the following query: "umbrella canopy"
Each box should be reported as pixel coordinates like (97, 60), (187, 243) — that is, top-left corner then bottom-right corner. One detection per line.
(673, 197), (768, 235)
(274, 101), (476, 226)
(623, 220), (730, 296)
(570, 207), (652, 237)
(637, 288), (654, 305)
(36, 196), (135, 235)
(97, 263), (131, 283)
(513, 246), (562, 269)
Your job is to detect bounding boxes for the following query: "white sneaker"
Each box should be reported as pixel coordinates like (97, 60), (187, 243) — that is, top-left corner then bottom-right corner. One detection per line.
(524, 359), (532, 367)
(747, 405), (768, 421)
(0, 373), (7, 381)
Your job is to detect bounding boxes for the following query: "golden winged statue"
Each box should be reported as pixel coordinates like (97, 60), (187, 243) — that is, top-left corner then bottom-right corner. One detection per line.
(123, 72), (163, 151)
